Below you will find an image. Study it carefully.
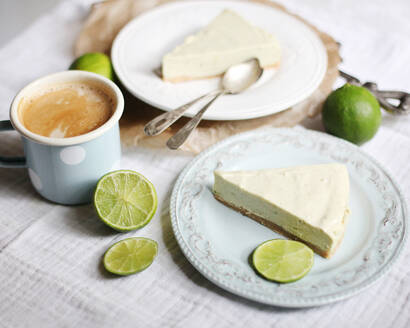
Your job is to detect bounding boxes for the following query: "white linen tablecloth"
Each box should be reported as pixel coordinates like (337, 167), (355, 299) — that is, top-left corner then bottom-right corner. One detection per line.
(0, 0), (409, 327)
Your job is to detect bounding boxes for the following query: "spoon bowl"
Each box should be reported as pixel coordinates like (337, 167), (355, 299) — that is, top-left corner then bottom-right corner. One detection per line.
(222, 58), (263, 94)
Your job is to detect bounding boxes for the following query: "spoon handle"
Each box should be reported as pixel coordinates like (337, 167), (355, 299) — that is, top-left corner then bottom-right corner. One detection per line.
(166, 92), (224, 149)
(144, 91), (218, 136)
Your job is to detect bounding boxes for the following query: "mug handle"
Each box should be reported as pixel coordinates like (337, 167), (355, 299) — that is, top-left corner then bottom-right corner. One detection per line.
(0, 120), (27, 168)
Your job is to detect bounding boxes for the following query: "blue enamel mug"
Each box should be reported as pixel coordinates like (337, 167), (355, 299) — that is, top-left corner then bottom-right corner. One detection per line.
(0, 71), (124, 205)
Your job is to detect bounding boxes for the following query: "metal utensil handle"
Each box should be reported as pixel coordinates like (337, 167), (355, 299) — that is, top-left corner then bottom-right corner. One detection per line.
(144, 90), (219, 136)
(0, 120), (27, 168)
(166, 92), (224, 149)
(339, 70), (361, 84)
(339, 70), (410, 115)
(362, 82), (410, 115)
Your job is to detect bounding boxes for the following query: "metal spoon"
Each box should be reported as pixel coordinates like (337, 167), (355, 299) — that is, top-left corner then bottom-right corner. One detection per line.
(165, 58), (263, 149)
(144, 58), (263, 138)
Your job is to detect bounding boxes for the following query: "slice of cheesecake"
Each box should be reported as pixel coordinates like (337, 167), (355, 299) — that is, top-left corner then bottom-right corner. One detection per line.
(162, 9), (281, 82)
(213, 164), (350, 258)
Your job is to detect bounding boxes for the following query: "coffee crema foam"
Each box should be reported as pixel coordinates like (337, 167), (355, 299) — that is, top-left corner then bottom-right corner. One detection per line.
(19, 82), (115, 138)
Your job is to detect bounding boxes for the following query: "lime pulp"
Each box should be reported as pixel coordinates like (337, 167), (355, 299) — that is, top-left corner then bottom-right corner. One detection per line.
(252, 239), (314, 283)
(94, 170), (158, 231)
(104, 237), (158, 275)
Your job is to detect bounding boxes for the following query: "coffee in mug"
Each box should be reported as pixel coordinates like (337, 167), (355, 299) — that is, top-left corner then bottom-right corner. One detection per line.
(1, 70), (124, 204)
(18, 81), (115, 138)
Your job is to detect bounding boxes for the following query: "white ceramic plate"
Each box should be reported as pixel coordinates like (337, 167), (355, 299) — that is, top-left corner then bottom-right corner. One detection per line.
(111, 1), (327, 120)
(170, 128), (407, 307)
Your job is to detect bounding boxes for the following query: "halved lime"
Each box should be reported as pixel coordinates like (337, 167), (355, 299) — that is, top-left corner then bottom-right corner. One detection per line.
(104, 237), (158, 275)
(252, 239), (314, 283)
(94, 170), (157, 231)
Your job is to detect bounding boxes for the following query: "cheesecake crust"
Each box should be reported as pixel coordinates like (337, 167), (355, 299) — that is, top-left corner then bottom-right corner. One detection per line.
(214, 193), (345, 259)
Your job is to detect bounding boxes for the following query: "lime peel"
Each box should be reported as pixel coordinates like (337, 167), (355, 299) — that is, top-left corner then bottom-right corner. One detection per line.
(69, 52), (114, 81)
(322, 83), (381, 145)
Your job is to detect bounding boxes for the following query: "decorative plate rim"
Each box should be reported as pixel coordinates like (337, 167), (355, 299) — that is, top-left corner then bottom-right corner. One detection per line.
(169, 127), (408, 307)
(111, 0), (328, 121)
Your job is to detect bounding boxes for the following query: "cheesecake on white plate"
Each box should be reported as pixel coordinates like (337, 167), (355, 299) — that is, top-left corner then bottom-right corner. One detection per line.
(162, 9), (281, 82)
(213, 164), (350, 258)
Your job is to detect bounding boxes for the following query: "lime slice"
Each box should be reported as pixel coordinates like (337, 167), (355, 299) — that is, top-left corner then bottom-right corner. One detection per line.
(252, 239), (314, 283)
(104, 237), (158, 275)
(94, 170), (157, 231)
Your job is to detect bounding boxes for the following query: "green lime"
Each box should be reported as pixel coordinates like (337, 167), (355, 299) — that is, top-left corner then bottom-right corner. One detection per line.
(69, 52), (114, 81)
(322, 83), (381, 145)
(252, 239), (314, 283)
(104, 237), (158, 275)
(94, 170), (157, 231)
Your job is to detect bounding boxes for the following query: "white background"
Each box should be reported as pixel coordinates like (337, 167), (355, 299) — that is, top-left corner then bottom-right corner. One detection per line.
(0, 0), (63, 45)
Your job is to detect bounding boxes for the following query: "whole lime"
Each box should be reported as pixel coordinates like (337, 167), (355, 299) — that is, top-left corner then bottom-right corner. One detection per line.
(69, 52), (114, 81)
(322, 84), (381, 145)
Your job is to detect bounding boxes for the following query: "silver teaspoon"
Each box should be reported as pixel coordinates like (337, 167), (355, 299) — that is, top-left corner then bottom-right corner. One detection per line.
(144, 58), (263, 137)
(166, 58), (263, 149)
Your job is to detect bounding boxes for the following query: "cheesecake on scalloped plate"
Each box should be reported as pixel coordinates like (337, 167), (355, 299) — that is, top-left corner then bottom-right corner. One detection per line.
(162, 9), (281, 82)
(213, 164), (351, 258)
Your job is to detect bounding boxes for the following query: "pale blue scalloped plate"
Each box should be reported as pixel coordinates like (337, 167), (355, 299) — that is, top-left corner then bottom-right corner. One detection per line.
(170, 128), (407, 307)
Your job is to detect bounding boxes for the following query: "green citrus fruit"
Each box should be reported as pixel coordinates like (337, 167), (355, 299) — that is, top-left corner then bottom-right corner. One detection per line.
(69, 52), (114, 81)
(252, 239), (314, 283)
(104, 237), (158, 275)
(94, 170), (158, 232)
(322, 83), (381, 145)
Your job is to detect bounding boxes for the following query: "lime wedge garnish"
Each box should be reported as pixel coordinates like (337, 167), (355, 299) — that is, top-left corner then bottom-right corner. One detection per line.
(252, 239), (314, 283)
(94, 170), (157, 231)
(104, 237), (158, 275)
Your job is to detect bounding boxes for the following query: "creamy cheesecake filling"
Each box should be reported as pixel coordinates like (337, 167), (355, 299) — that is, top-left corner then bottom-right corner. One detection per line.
(162, 9), (281, 81)
(163, 45), (280, 80)
(213, 164), (350, 258)
(214, 175), (334, 253)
